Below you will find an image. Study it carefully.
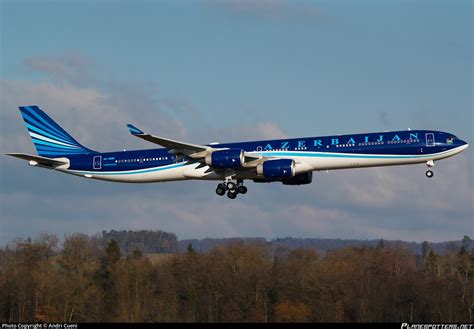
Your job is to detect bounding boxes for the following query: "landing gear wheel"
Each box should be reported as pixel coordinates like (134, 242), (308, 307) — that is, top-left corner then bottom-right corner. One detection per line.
(237, 186), (248, 194)
(227, 182), (236, 190)
(426, 170), (434, 178)
(227, 191), (237, 199)
(216, 186), (226, 196)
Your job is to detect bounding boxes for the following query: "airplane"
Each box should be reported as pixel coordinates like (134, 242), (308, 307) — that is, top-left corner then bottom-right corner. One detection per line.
(6, 105), (469, 199)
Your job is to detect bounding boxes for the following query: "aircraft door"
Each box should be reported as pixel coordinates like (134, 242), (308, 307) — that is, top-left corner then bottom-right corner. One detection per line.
(425, 133), (435, 147)
(93, 155), (102, 169)
(257, 146), (263, 157)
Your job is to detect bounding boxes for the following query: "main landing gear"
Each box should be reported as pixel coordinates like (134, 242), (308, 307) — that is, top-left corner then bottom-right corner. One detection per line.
(425, 160), (434, 178)
(215, 180), (247, 199)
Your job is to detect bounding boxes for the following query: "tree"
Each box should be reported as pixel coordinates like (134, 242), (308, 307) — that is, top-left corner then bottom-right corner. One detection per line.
(58, 234), (103, 321)
(2, 232), (473, 322)
(275, 301), (311, 322)
(422, 241), (430, 258)
(94, 239), (124, 321)
(131, 249), (143, 260)
(187, 243), (196, 254)
(457, 239), (473, 316)
(105, 239), (122, 264)
(461, 236), (471, 254)
(424, 250), (439, 278)
(377, 239), (385, 249)
(112, 256), (156, 321)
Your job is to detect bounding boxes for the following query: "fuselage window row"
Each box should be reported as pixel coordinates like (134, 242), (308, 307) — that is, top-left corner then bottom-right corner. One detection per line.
(115, 157), (169, 164)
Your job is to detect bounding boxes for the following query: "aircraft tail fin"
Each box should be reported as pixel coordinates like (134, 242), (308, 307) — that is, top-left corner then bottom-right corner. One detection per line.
(18, 105), (95, 157)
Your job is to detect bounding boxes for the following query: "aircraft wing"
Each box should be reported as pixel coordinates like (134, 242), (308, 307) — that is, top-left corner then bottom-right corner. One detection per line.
(6, 153), (69, 167)
(127, 124), (212, 158)
(127, 124), (274, 166)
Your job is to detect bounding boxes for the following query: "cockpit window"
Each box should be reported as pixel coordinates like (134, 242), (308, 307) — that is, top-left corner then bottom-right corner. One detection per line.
(447, 136), (455, 145)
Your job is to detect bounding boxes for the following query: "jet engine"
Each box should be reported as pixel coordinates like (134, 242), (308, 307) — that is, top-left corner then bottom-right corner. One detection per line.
(205, 149), (244, 169)
(257, 159), (295, 178)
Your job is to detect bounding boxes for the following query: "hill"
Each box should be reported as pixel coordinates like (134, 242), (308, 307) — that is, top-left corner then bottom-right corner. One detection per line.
(178, 236), (468, 255)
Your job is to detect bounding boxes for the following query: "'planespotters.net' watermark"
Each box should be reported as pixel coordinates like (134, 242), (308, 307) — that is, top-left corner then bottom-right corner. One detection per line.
(402, 324), (473, 329)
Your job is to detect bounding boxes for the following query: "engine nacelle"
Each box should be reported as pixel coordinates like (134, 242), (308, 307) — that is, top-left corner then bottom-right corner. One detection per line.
(257, 159), (295, 178)
(282, 172), (313, 185)
(205, 149), (244, 169)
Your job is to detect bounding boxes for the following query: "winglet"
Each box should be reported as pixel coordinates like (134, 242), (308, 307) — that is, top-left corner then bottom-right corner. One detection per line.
(127, 124), (144, 135)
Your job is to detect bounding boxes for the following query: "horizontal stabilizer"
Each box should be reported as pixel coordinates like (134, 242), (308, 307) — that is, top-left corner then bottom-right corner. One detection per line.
(6, 153), (69, 167)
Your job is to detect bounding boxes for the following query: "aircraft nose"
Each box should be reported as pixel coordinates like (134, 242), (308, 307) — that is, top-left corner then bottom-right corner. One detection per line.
(457, 139), (468, 150)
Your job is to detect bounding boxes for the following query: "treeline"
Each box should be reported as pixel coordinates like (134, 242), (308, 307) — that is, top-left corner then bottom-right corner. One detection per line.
(0, 234), (472, 322)
(100, 229), (178, 255)
(178, 237), (469, 255)
(75, 229), (468, 256)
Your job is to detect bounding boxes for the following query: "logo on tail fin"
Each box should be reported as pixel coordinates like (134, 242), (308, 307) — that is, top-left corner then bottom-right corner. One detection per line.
(19, 105), (95, 157)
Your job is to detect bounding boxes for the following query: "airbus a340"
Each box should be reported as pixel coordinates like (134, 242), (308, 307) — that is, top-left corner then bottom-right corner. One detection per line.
(7, 106), (469, 199)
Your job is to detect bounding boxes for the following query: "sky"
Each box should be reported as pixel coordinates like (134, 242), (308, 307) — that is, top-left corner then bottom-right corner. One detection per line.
(0, 0), (472, 245)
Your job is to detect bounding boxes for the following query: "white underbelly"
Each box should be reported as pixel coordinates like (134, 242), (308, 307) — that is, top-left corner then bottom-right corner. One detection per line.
(63, 146), (465, 183)
(66, 162), (196, 183)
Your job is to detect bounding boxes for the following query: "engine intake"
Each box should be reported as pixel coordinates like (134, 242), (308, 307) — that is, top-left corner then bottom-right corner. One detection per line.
(257, 159), (295, 178)
(205, 149), (244, 169)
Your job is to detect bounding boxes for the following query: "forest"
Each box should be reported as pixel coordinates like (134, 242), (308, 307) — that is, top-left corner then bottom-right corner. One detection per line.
(0, 233), (472, 322)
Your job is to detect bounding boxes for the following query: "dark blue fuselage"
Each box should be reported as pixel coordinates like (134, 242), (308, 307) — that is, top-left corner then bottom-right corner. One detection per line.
(66, 130), (467, 172)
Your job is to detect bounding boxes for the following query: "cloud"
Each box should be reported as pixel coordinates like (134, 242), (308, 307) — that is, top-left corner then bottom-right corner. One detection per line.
(1, 138), (472, 244)
(254, 122), (287, 139)
(207, 121), (288, 144)
(24, 50), (93, 86)
(12, 51), (290, 147)
(1, 51), (472, 245)
(0, 79), (190, 152)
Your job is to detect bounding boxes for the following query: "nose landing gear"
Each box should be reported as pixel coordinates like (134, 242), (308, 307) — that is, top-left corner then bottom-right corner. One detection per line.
(425, 160), (434, 178)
